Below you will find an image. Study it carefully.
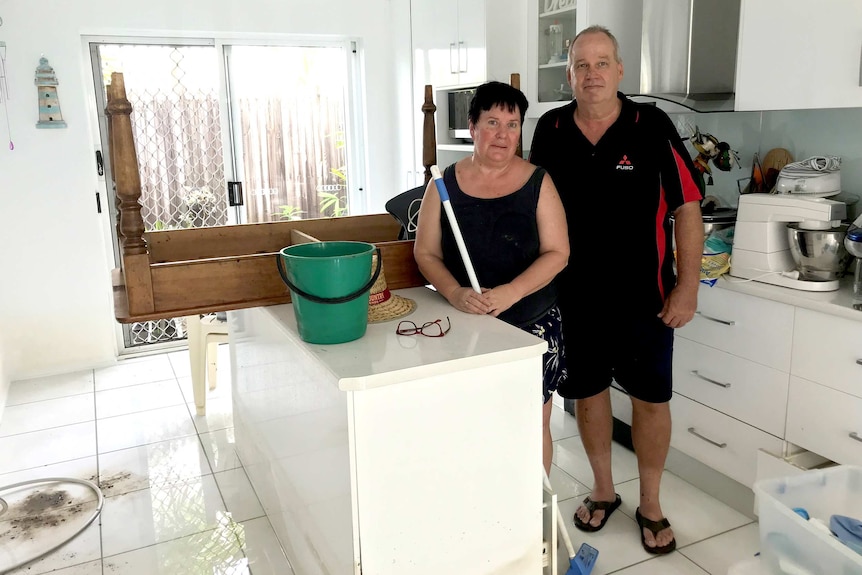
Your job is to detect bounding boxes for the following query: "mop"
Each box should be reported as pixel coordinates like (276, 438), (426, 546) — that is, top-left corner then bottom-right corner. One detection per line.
(430, 166), (598, 575)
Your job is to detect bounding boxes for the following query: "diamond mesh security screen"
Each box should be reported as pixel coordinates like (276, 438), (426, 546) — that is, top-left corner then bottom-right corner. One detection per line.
(99, 45), (226, 346)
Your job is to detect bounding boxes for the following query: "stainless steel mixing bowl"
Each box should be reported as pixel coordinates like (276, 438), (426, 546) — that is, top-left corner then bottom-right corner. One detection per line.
(786, 223), (852, 281)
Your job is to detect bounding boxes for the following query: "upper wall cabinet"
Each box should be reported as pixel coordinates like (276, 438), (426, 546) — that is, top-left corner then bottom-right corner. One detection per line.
(735, 0), (862, 111)
(525, 0), (641, 118)
(411, 0), (486, 90)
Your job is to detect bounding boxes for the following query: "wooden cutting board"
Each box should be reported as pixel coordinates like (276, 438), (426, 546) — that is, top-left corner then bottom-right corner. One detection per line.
(761, 148), (794, 190)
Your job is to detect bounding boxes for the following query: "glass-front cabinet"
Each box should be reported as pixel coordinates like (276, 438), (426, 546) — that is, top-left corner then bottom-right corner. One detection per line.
(527, 0), (580, 117)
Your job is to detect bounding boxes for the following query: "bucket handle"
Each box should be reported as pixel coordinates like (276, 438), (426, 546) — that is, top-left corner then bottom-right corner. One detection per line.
(276, 247), (382, 304)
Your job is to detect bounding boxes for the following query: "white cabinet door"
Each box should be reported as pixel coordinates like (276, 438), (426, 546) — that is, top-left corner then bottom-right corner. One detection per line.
(736, 0), (862, 111)
(676, 285), (794, 372)
(786, 376), (862, 466)
(412, 0), (461, 90)
(456, 0), (487, 86)
(791, 307), (862, 399)
(411, 0), (486, 89)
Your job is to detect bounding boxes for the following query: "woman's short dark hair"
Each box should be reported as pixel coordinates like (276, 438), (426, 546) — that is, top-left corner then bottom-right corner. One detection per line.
(467, 81), (529, 125)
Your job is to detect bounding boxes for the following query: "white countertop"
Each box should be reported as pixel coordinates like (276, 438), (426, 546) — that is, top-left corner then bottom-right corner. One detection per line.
(264, 286), (548, 391)
(712, 274), (862, 322)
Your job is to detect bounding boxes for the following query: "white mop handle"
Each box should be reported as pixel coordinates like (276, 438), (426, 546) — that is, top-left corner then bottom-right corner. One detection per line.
(430, 165), (481, 294)
(542, 468), (576, 560)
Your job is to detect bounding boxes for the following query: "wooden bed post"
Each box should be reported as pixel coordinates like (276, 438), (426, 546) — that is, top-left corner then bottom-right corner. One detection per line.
(509, 73), (524, 158)
(421, 84), (437, 184)
(107, 72), (155, 315)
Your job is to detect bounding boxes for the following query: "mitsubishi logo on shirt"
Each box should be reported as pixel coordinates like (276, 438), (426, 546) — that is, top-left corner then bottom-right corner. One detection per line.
(616, 155), (634, 171)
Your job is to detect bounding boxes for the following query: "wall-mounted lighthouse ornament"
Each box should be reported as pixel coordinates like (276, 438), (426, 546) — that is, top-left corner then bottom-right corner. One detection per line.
(34, 56), (66, 129)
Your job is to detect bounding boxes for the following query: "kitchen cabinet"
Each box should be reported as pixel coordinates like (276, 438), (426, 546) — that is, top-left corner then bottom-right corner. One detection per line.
(785, 308), (862, 466)
(669, 286), (793, 488)
(524, 0), (642, 119)
(735, 0), (862, 111)
(411, 0), (486, 91)
(231, 287), (546, 574)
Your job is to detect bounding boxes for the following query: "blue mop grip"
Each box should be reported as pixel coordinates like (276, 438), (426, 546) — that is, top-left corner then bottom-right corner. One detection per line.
(430, 167), (450, 201)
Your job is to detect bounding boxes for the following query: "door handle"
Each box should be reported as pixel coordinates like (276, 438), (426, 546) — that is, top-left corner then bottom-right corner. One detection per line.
(850, 431), (862, 443)
(691, 370), (731, 388)
(695, 311), (735, 326)
(687, 427), (727, 448)
(458, 41), (467, 73)
(449, 43), (457, 74)
(227, 181), (243, 206)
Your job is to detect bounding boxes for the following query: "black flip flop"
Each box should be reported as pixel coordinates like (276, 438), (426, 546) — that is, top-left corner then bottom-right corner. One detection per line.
(636, 507), (677, 554)
(572, 494), (622, 532)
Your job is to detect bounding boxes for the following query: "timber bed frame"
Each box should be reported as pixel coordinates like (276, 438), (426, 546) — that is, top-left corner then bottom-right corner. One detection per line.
(108, 72), (521, 323)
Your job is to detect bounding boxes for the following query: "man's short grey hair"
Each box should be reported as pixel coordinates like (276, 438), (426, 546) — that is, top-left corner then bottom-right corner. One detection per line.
(568, 25), (622, 65)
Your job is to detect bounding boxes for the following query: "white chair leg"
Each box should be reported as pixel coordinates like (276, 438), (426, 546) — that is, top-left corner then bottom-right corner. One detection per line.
(207, 341), (219, 391)
(186, 315), (207, 416)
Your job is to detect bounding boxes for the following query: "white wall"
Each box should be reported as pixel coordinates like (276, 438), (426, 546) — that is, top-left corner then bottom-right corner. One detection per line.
(0, 0), (408, 380)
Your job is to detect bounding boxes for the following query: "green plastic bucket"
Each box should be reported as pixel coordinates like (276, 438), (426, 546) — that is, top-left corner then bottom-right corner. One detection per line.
(277, 241), (381, 344)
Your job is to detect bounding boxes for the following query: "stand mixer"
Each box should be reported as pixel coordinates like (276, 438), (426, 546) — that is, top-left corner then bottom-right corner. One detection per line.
(846, 213), (862, 299)
(730, 193), (848, 291)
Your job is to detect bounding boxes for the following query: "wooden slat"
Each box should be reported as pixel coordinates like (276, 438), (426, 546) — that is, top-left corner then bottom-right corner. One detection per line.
(114, 240), (426, 323)
(145, 214), (402, 263)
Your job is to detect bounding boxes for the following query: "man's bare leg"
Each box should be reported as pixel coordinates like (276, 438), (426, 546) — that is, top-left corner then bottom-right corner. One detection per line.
(574, 388), (615, 528)
(631, 397), (674, 549)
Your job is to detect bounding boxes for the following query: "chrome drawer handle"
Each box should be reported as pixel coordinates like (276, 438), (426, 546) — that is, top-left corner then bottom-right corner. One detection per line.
(856, 359), (862, 366)
(851, 432), (862, 443)
(687, 427), (727, 448)
(695, 311), (735, 326)
(691, 370), (731, 388)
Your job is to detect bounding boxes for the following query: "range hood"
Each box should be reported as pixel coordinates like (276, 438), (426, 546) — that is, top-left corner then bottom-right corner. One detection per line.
(633, 0), (741, 113)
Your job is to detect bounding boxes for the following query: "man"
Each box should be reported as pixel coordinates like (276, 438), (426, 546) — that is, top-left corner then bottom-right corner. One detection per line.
(529, 25), (703, 555)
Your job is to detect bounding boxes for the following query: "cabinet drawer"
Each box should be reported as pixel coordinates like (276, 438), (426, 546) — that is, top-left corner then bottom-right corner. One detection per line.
(674, 338), (789, 437)
(676, 286), (793, 371)
(786, 376), (862, 466)
(791, 308), (862, 398)
(670, 393), (783, 488)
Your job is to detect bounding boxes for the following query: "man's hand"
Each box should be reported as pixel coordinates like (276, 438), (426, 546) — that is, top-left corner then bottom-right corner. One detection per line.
(657, 285), (697, 328)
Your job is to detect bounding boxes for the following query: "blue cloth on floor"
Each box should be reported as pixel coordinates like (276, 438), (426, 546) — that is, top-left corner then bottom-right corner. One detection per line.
(830, 515), (862, 556)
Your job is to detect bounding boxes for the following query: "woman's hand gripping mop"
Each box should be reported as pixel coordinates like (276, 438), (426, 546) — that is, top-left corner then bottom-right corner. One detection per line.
(430, 166), (598, 575)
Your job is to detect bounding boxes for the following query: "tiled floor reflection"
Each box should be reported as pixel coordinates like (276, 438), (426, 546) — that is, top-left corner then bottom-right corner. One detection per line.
(0, 346), (293, 575)
(0, 346), (762, 574)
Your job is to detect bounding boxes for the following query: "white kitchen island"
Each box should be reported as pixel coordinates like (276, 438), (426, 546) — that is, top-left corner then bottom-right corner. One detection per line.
(228, 286), (548, 575)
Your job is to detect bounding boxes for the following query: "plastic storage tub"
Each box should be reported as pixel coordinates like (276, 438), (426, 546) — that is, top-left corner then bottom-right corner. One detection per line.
(754, 465), (862, 575)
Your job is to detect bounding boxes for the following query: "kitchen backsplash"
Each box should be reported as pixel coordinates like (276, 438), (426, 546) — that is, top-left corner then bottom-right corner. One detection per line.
(523, 106), (862, 213)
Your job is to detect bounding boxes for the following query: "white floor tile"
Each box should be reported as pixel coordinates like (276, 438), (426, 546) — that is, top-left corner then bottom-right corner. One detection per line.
(614, 472), (754, 549)
(166, 349), (192, 378)
(97, 436), (213, 497)
(679, 522), (762, 575)
(199, 427), (242, 473)
(0, 394), (94, 437)
(96, 405), (197, 454)
(190, 396), (234, 434)
(99, 474), (227, 557)
(0, 422), (96, 475)
(94, 355), (176, 392)
(549, 464), (589, 503)
(0, 456), (98, 487)
(6, 371), (93, 406)
(213, 467), (265, 522)
(95, 379), (185, 419)
(550, 404), (579, 442)
(240, 517), (294, 575)
(178, 374), (232, 406)
(102, 511), (248, 574)
(610, 552), (710, 574)
(3, 520), (101, 575)
(552, 435), (641, 489)
(557, 495), (654, 575)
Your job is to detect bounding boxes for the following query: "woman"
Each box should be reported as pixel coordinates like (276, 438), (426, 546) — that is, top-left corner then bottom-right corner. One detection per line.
(414, 81), (570, 475)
